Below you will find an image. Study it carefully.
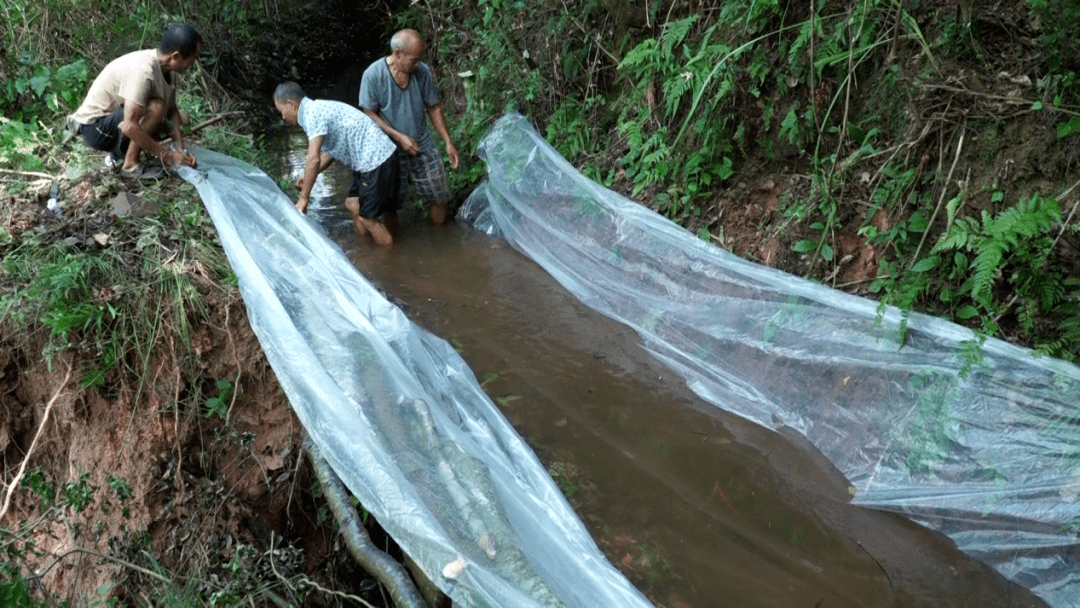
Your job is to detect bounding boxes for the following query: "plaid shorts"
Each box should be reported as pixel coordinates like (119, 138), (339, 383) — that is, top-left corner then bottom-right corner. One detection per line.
(398, 138), (452, 206)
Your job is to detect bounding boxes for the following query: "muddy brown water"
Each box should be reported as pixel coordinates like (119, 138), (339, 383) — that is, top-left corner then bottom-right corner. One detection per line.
(278, 137), (1046, 608)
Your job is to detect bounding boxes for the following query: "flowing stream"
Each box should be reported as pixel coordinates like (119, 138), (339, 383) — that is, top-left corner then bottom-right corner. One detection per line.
(276, 124), (1047, 607)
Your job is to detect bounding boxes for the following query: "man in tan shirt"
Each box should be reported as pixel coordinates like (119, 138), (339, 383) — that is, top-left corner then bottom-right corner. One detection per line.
(68, 22), (201, 178)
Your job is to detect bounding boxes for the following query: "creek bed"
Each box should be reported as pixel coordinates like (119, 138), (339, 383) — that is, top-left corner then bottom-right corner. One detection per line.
(281, 133), (1045, 606)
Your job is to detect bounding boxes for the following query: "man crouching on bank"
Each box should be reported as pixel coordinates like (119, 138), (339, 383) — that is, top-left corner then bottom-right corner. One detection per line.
(273, 82), (400, 247)
(68, 22), (200, 179)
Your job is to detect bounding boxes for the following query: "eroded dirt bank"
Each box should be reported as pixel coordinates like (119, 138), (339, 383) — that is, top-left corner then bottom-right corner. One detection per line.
(0, 276), (380, 604)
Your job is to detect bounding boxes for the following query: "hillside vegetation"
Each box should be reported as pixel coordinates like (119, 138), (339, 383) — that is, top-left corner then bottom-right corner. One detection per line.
(421, 0), (1080, 360)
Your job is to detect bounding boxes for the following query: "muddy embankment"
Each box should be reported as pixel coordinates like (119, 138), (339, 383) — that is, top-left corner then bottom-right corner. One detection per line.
(1, 2), (411, 604)
(0, 281), (360, 602)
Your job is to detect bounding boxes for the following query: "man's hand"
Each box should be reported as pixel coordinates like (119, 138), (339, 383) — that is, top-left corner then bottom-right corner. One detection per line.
(296, 196), (310, 214)
(446, 142), (460, 170)
(163, 149), (197, 168)
(294, 176), (305, 191)
(395, 133), (421, 156)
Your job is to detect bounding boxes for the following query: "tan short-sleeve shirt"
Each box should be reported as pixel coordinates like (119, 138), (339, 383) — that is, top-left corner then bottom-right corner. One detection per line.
(69, 49), (177, 125)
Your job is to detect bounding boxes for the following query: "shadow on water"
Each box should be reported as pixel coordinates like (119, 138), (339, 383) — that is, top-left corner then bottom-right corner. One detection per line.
(276, 137), (1046, 608)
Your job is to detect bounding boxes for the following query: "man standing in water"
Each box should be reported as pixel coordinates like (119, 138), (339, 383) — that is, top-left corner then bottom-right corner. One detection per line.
(273, 82), (400, 247)
(359, 29), (459, 225)
(67, 22), (200, 178)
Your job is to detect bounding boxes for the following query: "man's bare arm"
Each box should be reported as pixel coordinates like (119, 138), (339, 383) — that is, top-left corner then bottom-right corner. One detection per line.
(426, 103), (459, 170)
(295, 152), (334, 191)
(120, 101), (193, 167)
(167, 105), (186, 152)
(296, 135), (326, 213)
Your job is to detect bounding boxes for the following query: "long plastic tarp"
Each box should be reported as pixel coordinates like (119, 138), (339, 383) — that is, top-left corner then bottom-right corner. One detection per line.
(459, 112), (1080, 607)
(177, 149), (652, 607)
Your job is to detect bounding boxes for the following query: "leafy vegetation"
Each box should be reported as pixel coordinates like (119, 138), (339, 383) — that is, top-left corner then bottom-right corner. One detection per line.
(419, 0), (1080, 361)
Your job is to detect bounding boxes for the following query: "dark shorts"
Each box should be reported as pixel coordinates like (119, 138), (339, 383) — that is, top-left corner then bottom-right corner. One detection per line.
(347, 152), (400, 219)
(78, 107), (127, 162)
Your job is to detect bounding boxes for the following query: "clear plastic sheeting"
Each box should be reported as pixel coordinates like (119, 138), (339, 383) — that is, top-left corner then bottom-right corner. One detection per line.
(459, 112), (1080, 607)
(176, 149), (652, 608)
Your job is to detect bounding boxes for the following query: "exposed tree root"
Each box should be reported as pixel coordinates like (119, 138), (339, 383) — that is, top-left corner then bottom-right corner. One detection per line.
(302, 436), (427, 608)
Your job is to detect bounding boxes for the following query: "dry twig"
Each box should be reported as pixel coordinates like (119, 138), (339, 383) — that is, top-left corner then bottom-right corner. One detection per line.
(911, 126), (964, 265)
(0, 168), (58, 180)
(35, 546), (171, 585)
(0, 361), (73, 522)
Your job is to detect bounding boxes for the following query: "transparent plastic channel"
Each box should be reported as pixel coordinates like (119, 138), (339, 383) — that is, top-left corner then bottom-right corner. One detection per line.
(178, 149), (653, 608)
(459, 112), (1080, 607)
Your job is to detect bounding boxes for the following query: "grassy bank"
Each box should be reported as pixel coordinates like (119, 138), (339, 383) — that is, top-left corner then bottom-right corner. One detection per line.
(0, 3), (336, 605)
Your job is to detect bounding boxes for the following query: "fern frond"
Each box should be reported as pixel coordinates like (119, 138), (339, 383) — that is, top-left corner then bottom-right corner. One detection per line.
(788, 19), (814, 71)
(642, 146), (671, 165)
(1031, 271), (1066, 311)
(931, 217), (977, 253)
(661, 15), (699, 58)
(661, 74), (691, 117)
(986, 195), (1060, 245)
(619, 38), (660, 70)
(970, 241), (1005, 299)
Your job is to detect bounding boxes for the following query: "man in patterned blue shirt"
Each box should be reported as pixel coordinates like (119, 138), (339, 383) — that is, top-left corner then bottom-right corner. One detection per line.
(360, 29), (459, 226)
(273, 82), (400, 246)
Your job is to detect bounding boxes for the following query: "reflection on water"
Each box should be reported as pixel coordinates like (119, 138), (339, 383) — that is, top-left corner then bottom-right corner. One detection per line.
(278, 142), (1046, 607)
(279, 130), (353, 232)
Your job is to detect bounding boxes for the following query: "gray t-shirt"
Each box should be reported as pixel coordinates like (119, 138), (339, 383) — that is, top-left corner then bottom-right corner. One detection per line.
(359, 59), (439, 148)
(297, 97), (396, 173)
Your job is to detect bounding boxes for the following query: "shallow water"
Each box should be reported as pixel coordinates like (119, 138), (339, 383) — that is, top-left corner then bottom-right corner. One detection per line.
(278, 138), (1046, 607)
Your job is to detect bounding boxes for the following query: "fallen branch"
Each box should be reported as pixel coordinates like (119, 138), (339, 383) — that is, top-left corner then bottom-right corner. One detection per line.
(0, 167), (57, 180)
(162, 112), (243, 146)
(302, 436), (426, 608)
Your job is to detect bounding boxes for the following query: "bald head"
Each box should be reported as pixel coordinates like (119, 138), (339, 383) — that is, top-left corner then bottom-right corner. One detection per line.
(390, 29), (425, 54)
(388, 29), (426, 75)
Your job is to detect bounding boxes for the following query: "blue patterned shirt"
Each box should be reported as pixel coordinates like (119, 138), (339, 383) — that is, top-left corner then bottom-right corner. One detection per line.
(297, 97), (396, 172)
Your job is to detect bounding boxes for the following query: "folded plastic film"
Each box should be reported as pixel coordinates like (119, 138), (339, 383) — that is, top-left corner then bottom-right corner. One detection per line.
(178, 149), (653, 608)
(460, 112), (1080, 607)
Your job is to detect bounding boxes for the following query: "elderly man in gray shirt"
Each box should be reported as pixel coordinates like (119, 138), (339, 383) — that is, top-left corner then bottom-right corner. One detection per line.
(274, 82), (401, 247)
(359, 29), (459, 225)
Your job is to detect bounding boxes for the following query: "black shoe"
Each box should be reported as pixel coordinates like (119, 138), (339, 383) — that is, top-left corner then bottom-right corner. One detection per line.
(120, 164), (166, 180)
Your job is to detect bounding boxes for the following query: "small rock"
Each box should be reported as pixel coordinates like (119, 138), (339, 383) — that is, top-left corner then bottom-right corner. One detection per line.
(442, 556), (467, 579)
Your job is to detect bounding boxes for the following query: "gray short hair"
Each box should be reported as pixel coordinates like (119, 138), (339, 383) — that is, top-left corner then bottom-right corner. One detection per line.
(273, 82), (305, 104)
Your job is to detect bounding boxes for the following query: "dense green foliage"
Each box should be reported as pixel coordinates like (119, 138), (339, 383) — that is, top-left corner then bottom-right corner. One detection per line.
(420, 0), (1080, 361)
